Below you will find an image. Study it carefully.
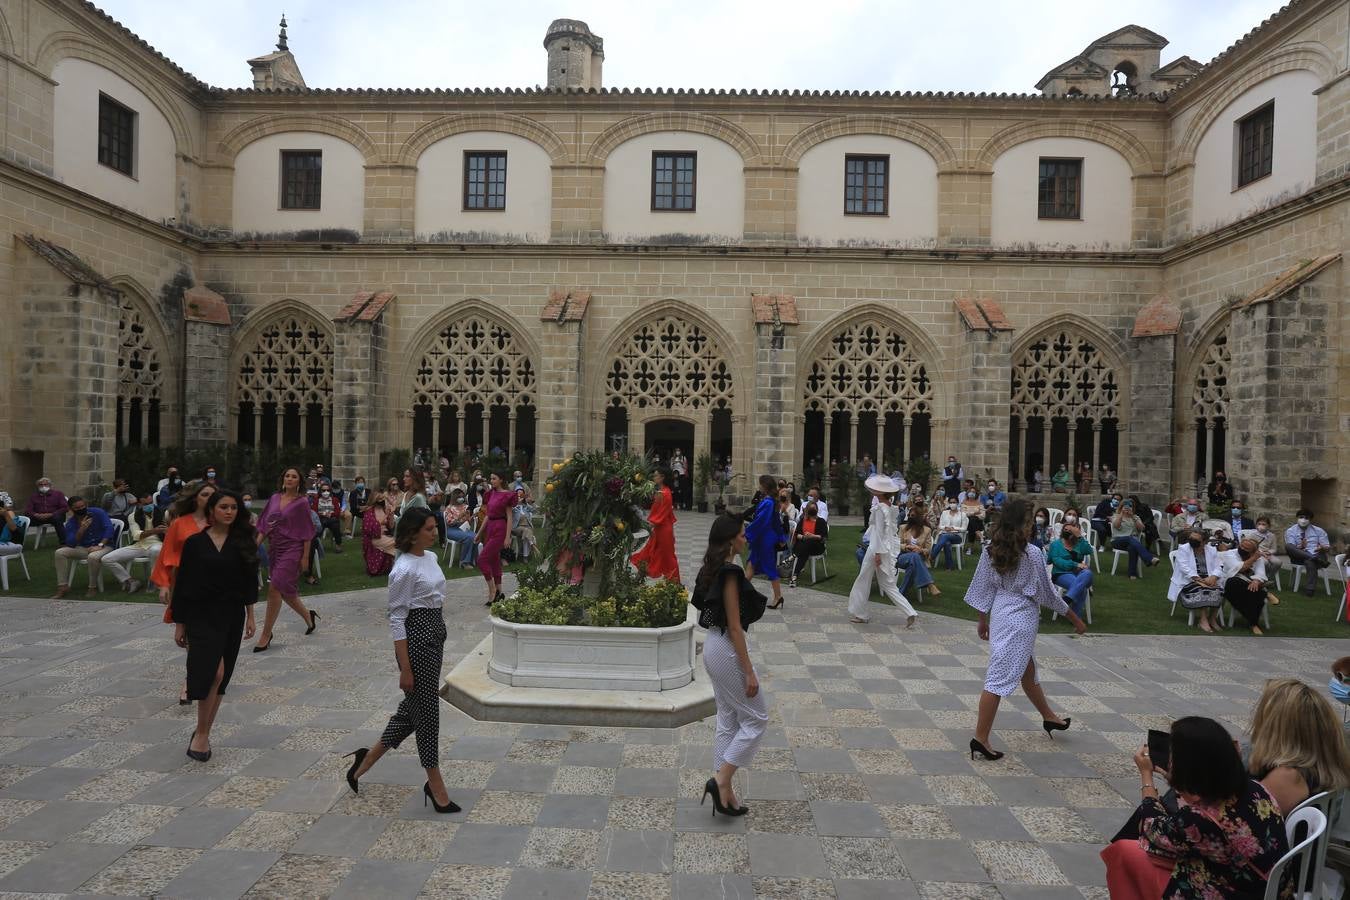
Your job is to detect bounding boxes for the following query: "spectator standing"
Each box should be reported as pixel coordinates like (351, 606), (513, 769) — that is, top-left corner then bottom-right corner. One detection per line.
(670, 449), (688, 510)
(253, 467), (319, 652)
(1029, 467), (1043, 493)
(156, 470), (184, 510)
(1110, 498), (1159, 580)
(313, 464), (332, 486)
(1206, 470), (1234, 506)
(24, 477), (68, 537)
(102, 492), (166, 593)
(1051, 463), (1071, 493)
(1098, 464), (1117, 494)
(50, 496), (115, 599)
(1284, 508), (1330, 597)
(941, 456), (964, 500)
(1075, 461), (1092, 494)
(100, 478), (136, 526)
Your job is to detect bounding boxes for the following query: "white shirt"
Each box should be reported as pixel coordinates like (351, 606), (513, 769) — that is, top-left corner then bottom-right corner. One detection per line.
(939, 509), (968, 532)
(387, 551), (446, 641)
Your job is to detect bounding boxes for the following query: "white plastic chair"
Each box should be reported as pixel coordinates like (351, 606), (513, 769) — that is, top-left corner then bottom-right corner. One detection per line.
(1046, 563), (1092, 625)
(1265, 806), (1327, 900)
(24, 522), (58, 550)
(443, 539), (460, 568)
(1047, 508), (1064, 527)
(1152, 510), (1172, 554)
(1289, 791), (1338, 900)
(1292, 554), (1342, 596)
(79, 519), (125, 592)
(809, 554), (828, 583)
(0, 516), (31, 590)
(1330, 554), (1347, 622)
(1084, 528), (1103, 572)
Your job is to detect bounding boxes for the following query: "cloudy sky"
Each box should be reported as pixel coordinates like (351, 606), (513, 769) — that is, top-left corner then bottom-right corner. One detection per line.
(97, 0), (1286, 93)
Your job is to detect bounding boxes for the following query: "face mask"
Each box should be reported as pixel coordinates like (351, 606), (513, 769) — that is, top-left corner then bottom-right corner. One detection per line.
(322, 491), (331, 498)
(1063, 532), (1077, 543)
(1189, 537), (1203, 548)
(74, 508), (87, 517)
(947, 503), (957, 510)
(1240, 547), (1255, 559)
(1297, 517), (1310, 527)
(206, 471), (216, 479)
(1035, 516), (1046, 524)
(355, 482), (364, 489)
(1186, 505), (1198, 514)
(987, 484), (996, 492)
(1231, 508), (1242, 516)
(1110, 500), (1119, 509)
(1217, 475), (1225, 481)
(1257, 524), (1268, 533)
(38, 486), (50, 494)
(947, 459), (955, 466)
(1064, 514), (1076, 522)
(142, 503), (155, 513)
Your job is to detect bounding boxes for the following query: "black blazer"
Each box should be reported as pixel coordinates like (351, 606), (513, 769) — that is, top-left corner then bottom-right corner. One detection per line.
(171, 531), (260, 626)
(792, 518), (829, 543)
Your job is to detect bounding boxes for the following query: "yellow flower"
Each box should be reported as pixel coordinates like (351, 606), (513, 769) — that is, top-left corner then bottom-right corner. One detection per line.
(551, 463), (562, 474)
(544, 482), (555, 493)
(634, 473), (644, 483)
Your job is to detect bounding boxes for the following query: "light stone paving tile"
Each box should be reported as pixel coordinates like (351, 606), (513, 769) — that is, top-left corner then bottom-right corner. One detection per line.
(552, 766), (617, 796)
(888, 729), (953, 751)
(818, 836), (906, 880)
(877, 805), (960, 839)
(70, 803), (179, 843)
(1045, 778), (1130, 809)
(76, 845), (201, 895)
(785, 728), (842, 749)
(439, 761), (497, 789)
(606, 797), (675, 831)
(673, 832), (750, 874)
(0, 801), (44, 831)
(518, 826), (601, 870)
(68, 768), (165, 802)
(750, 749), (797, 773)
(917, 882), (1003, 900)
(243, 852), (355, 898)
(971, 840), (1070, 885)
(0, 840), (50, 878)
(848, 750), (915, 776)
(202, 776), (292, 809)
(746, 800), (815, 835)
(587, 871), (670, 899)
(1009, 806), (1101, 843)
(506, 740), (568, 764)
(800, 773), (868, 802)
(923, 776), (999, 806)
(331, 783), (416, 817)
(751, 875), (836, 898)
(277, 728), (351, 752)
(367, 819), (457, 861)
(828, 709), (885, 727)
(467, 792), (543, 826)
(1078, 753), (1143, 778)
(173, 746), (265, 777)
(621, 745), (679, 769)
(218, 811), (318, 852)
(418, 862), (512, 899)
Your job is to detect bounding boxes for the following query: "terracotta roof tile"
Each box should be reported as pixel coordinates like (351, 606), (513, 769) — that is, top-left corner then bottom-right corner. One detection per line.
(1131, 294), (1182, 337)
(541, 290), (591, 322)
(1237, 254), (1340, 308)
(954, 297), (1014, 332)
(334, 290), (395, 323)
(184, 286), (231, 325)
(750, 294), (799, 326)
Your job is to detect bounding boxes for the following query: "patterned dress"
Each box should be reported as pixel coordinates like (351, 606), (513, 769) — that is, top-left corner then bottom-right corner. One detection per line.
(963, 544), (1068, 696)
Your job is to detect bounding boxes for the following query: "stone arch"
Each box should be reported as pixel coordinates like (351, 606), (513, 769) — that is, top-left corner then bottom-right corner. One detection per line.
(398, 113), (569, 167)
(108, 277), (176, 448)
(975, 118), (1157, 175)
(1177, 311), (1232, 486)
(796, 303), (947, 471)
(229, 300), (335, 448)
(0, 9), (13, 57)
(36, 32), (198, 160)
(1173, 44), (1337, 167)
(1009, 315), (1130, 487)
(587, 113), (764, 165)
(399, 300), (541, 461)
(781, 116), (958, 171)
(217, 114), (382, 166)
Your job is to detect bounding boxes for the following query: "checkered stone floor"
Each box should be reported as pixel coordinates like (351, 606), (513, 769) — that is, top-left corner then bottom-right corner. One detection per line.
(0, 512), (1340, 898)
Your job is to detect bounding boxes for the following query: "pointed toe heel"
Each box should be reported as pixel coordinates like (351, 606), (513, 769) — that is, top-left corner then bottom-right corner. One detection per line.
(1042, 718), (1071, 740)
(423, 782), (460, 814)
(343, 747), (367, 794)
(969, 738), (1004, 761)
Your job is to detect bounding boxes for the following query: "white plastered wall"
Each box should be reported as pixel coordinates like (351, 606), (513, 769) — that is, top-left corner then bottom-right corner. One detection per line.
(1189, 69), (1319, 232)
(52, 58), (176, 221)
(231, 132), (365, 235)
(796, 135), (938, 246)
(602, 132), (744, 242)
(414, 132), (552, 241)
(991, 137), (1133, 248)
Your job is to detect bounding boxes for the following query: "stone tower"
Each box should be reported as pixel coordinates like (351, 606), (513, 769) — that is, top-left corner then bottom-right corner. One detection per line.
(247, 15), (306, 90)
(544, 19), (603, 90)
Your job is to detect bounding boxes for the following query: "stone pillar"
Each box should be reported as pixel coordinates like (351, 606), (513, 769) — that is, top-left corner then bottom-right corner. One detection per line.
(952, 297), (1015, 484)
(537, 291), (592, 485)
(332, 291), (395, 483)
(750, 294), (800, 478)
(181, 286), (233, 452)
(11, 237), (121, 494)
(364, 164), (416, 240)
(1129, 295), (1182, 508)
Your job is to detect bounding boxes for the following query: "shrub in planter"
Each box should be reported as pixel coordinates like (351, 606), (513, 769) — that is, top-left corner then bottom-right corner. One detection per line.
(494, 566), (688, 629)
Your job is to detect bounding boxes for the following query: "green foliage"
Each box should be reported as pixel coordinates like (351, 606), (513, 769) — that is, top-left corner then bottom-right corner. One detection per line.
(379, 448), (413, 481)
(115, 444), (332, 496)
(904, 456), (938, 493)
(694, 452), (715, 503)
(829, 461), (853, 512)
(492, 575), (688, 629)
(1206, 501), (1227, 521)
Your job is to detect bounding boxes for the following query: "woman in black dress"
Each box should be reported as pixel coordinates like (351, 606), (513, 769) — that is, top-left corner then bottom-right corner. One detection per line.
(172, 490), (259, 762)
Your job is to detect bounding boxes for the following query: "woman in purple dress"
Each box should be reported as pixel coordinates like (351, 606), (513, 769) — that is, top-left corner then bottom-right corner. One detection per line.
(253, 467), (318, 651)
(474, 473), (517, 607)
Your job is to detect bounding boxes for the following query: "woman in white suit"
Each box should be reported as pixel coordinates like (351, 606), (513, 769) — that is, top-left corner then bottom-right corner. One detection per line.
(1168, 528), (1223, 632)
(847, 474), (916, 628)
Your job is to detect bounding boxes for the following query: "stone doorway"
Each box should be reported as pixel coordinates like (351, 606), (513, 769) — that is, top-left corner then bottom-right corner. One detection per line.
(645, 418), (694, 509)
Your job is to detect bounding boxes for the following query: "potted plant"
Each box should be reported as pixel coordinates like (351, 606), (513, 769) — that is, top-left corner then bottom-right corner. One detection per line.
(715, 473), (747, 515)
(694, 452), (714, 513)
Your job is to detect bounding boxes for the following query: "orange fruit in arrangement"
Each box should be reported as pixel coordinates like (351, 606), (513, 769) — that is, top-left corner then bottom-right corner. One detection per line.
(544, 482), (555, 493)
(551, 463), (562, 474)
(614, 521), (625, 532)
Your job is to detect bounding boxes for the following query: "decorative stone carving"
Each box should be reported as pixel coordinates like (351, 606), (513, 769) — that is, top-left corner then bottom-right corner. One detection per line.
(116, 296), (165, 446)
(412, 315), (536, 413)
(605, 316), (734, 413)
(235, 312), (334, 445)
(1191, 333), (1230, 425)
(803, 323), (933, 419)
(1011, 330), (1120, 423)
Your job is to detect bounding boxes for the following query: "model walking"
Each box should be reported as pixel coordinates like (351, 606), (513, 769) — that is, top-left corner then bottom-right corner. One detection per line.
(743, 475), (786, 609)
(172, 491), (258, 762)
(693, 514), (768, 816)
(152, 481), (216, 705)
(344, 508), (459, 813)
(253, 467), (317, 651)
(475, 472), (518, 606)
(965, 499), (1086, 761)
(630, 468), (680, 583)
(847, 474), (917, 628)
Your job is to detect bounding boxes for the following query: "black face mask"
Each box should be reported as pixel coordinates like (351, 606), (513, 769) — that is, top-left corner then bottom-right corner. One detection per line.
(73, 508), (88, 517)
(1188, 538), (1203, 548)
(1239, 547), (1255, 559)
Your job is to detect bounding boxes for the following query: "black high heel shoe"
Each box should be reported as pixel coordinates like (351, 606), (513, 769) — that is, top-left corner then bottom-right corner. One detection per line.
(700, 777), (748, 817)
(305, 611), (320, 635)
(186, 731), (212, 763)
(423, 782), (460, 814)
(1042, 718), (1071, 739)
(343, 748), (367, 794)
(969, 738), (1004, 761)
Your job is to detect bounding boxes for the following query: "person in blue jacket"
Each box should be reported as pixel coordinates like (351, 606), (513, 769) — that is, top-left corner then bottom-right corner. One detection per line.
(744, 474), (786, 611)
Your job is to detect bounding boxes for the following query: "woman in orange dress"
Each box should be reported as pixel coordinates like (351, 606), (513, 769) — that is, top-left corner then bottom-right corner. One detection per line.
(631, 469), (680, 583)
(152, 481), (216, 704)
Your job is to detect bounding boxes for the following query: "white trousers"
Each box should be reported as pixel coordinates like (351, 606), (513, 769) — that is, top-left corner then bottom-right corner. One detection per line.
(101, 543), (161, 586)
(847, 551), (917, 621)
(703, 628), (767, 771)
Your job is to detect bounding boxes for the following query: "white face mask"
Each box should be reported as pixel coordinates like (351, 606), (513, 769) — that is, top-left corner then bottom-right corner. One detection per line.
(1035, 516), (1046, 524)
(1064, 514), (1076, 522)
(987, 485), (996, 491)
(1298, 517), (1310, 527)
(38, 486), (50, 494)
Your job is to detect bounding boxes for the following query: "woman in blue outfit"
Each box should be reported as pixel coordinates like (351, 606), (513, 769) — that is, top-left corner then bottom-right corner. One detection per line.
(744, 475), (786, 611)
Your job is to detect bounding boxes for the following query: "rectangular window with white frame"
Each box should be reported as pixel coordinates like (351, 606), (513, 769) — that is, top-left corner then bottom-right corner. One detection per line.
(279, 150), (323, 210)
(651, 151), (697, 211)
(464, 151), (508, 210)
(1235, 101), (1274, 188)
(844, 154), (889, 215)
(97, 93), (136, 177)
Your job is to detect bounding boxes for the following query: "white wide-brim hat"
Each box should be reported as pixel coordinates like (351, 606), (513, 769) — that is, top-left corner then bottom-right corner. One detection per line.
(865, 474), (899, 494)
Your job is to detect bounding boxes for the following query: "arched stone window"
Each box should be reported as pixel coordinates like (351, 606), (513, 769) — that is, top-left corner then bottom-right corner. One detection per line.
(116, 295), (165, 447)
(1191, 332), (1230, 482)
(234, 312), (334, 448)
(410, 314), (537, 461)
(603, 315), (734, 461)
(1009, 329), (1122, 489)
(801, 321), (934, 471)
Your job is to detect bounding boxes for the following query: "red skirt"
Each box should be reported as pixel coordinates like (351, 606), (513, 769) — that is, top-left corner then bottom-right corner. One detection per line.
(631, 520), (680, 583)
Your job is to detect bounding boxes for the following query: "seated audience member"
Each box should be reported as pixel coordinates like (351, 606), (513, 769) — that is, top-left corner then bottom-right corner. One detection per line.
(50, 496), (115, 599)
(1060, 505), (1084, 537)
(805, 486), (829, 522)
(1241, 516), (1283, 583)
(155, 464), (179, 494)
(1169, 499), (1203, 546)
(1090, 493), (1121, 546)
(361, 491), (396, 576)
(24, 477), (68, 537)
(312, 484), (344, 553)
(511, 470), (526, 492)
(512, 489), (537, 560)
(1100, 717), (1289, 900)
(155, 470), (184, 510)
(1030, 507), (1053, 548)
(443, 490), (477, 567)
(1051, 463), (1071, 493)
(959, 483), (985, 553)
(201, 465), (224, 490)
(1219, 536), (1274, 635)
(1126, 494), (1160, 551)
(897, 512), (940, 599)
(979, 480), (1007, 514)
(1047, 521), (1094, 617)
(1099, 464), (1118, 494)
(101, 492), (167, 593)
(1110, 498), (1158, 579)
(1227, 499), (1254, 540)
(779, 489), (799, 538)
(345, 476), (369, 529)
(1206, 470), (1235, 506)
(1284, 508), (1330, 597)
(0, 492), (23, 545)
(788, 502), (828, 588)
(930, 497), (966, 570)
(1247, 677), (1350, 814)
(100, 479), (136, 526)
(444, 470), (468, 504)
(1168, 528), (1223, 633)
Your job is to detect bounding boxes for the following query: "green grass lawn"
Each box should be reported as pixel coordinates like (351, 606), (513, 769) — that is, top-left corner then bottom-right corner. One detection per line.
(792, 523), (1350, 640)
(7, 524), (1346, 639)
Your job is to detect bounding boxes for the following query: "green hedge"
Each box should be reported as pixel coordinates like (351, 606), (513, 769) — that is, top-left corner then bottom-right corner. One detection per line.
(115, 445), (331, 496)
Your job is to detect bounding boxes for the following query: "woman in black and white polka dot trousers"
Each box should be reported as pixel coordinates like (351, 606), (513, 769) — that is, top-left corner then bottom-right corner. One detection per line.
(341, 507), (460, 813)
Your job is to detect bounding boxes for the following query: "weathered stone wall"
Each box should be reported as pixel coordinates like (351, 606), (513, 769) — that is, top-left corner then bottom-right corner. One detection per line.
(751, 322), (797, 479)
(1127, 333), (1177, 509)
(181, 319), (229, 449)
(332, 314), (389, 481)
(953, 327), (1013, 486)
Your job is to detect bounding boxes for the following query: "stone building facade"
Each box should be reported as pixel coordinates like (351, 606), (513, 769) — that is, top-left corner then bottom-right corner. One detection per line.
(0, 0), (1345, 527)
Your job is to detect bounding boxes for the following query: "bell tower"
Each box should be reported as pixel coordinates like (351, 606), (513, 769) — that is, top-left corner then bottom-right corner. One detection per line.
(543, 19), (603, 90)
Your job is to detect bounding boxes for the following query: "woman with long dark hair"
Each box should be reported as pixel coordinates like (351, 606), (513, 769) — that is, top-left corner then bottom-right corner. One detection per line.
(965, 498), (1086, 761)
(254, 467), (317, 652)
(693, 514), (768, 817)
(744, 474), (786, 610)
(630, 468), (680, 583)
(343, 507), (459, 814)
(172, 491), (259, 762)
(152, 481), (216, 704)
(474, 472), (517, 607)
(361, 490), (396, 577)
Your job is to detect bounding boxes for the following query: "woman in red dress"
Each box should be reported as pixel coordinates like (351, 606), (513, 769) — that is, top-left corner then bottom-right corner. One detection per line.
(631, 469), (680, 583)
(475, 473), (517, 607)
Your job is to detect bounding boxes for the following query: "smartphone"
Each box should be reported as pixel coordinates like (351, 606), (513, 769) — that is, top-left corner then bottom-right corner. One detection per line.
(1147, 729), (1171, 773)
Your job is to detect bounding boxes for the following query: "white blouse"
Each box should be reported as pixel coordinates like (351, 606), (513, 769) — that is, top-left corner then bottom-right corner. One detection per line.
(387, 550), (446, 641)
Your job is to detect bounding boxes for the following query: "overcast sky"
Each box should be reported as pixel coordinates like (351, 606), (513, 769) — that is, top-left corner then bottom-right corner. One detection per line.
(97, 0), (1287, 93)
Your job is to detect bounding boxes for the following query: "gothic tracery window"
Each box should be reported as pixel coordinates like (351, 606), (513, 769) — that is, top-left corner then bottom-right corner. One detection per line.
(606, 317), (733, 412)
(235, 312), (334, 447)
(1191, 332), (1230, 481)
(116, 295), (165, 447)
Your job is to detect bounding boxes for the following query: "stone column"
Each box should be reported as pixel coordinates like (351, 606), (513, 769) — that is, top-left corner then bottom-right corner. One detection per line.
(1128, 295), (1182, 508)
(332, 291), (395, 483)
(951, 298), (1014, 484)
(536, 291), (591, 485)
(750, 294), (800, 479)
(180, 286), (232, 452)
